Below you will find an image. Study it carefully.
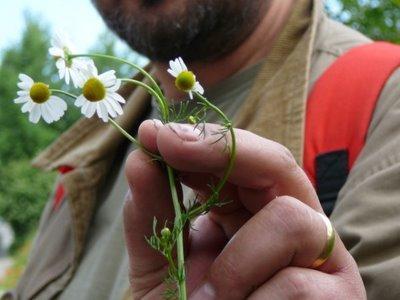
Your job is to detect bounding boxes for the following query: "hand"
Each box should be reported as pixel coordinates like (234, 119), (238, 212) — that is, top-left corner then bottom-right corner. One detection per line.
(123, 120), (366, 299)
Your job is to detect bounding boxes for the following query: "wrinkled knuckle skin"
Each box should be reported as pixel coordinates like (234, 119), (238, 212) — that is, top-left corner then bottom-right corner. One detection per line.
(210, 255), (246, 298)
(277, 144), (298, 172)
(280, 269), (311, 300)
(124, 150), (142, 183)
(267, 196), (309, 239)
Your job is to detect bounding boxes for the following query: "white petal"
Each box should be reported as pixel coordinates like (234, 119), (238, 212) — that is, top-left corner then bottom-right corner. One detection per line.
(14, 96), (29, 104)
(47, 99), (64, 118)
(29, 104), (42, 123)
(96, 102), (108, 122)
(188, 91), (193, 99)
(168, 59), (179, 75)
(19, 74), (34, 86)
(49, 96), (67, 112)
(41, 104), (54, 123)
(81, 101), (91, 115)
(99, 70), (116, 83)
(64, 69), (71, 85)
(17, 90), (29, 97)
(106, 79), (121, 92)
(21, 101), (34, 113)
(178, 57), (188, 72)
(167, 68), (179, 78)
(103, 100), (117, 118)
(193, 82), (204, 95)
(106, 98), (123, 115)
(75, 95), (86, 107)
(58, 66), (66, 80)
(56, 58), (66, 71)
(108, 92), (126, 104)
(47, 101), (64, 122)
(56, 59), (66, 80)
(18, 81), (32, 90)
(69, 69), (84, 88)
(87, 63), (98, 77)
(171, 58), (183, 73)
(86, 103), (97, 118)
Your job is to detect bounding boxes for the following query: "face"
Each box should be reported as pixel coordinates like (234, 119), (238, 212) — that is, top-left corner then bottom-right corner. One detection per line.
(92, 0), (268, 62)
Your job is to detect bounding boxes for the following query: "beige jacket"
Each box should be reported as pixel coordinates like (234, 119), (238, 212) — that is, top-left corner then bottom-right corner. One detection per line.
(7, 1), (400, 299)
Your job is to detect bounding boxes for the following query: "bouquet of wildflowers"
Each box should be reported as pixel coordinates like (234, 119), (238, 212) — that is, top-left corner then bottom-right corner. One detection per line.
(14, 32), (236, 300)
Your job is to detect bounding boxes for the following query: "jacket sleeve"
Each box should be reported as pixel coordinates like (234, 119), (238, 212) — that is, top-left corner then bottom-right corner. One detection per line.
(331, 67), (400, 300)
(3, 176), (75, 300)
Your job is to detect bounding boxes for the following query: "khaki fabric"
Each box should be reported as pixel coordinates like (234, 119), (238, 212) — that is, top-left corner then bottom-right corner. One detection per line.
(7, 0), (400, 299)
(332, 68), (400, 299)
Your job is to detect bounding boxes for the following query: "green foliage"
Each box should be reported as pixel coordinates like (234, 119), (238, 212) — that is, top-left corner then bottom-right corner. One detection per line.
(0, 13), (143, 251)
(327, 0), (400, 43)
(0, 14), (80, 165)
(0, 160), (55, 250)
(0, 15), (70, 250)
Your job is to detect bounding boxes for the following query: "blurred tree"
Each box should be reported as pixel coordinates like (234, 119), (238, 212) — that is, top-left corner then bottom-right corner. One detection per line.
(327, 0), (400, 43)
(0, 13), (143, 250)
(0, 160), (55, 251)
(0, 14), (65, 250)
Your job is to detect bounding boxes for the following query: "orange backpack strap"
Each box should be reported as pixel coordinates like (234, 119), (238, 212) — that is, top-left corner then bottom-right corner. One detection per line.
(304, 42), (400, 216)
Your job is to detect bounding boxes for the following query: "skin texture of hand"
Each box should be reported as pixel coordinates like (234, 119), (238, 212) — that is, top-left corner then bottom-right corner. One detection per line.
(123, 120), (367, 300)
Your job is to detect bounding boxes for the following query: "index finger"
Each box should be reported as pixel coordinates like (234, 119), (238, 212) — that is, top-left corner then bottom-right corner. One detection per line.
(139, 120), (321, 212)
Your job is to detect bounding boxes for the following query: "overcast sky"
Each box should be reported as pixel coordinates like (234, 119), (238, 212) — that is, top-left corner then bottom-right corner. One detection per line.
(0, 0), (107, 52)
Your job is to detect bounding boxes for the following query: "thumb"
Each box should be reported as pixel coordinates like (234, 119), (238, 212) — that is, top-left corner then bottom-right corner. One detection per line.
(123, 149), (176, 296)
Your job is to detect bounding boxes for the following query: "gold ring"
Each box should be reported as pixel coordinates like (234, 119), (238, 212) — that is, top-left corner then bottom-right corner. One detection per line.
(312, 213), (336, 268)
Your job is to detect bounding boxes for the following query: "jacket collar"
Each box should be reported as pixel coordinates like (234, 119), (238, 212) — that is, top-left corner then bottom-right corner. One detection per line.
(235, 0), (322, 165)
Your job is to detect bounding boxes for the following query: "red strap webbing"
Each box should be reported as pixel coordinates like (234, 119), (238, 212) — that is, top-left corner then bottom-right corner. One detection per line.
(304, 42), (400, 186)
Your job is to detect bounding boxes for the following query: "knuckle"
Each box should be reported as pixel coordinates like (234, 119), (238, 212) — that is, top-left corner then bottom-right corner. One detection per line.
(210, 254), (246, 294)
(125, 150), (159, 189)
(276, 144), (298, 171)
(266, 196), (311, 239)
(125, 150), (143, 181)
(278, 269), (311, 299)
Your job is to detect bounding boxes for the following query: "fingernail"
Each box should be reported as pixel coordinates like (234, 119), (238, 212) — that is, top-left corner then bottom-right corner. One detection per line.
(168, 123), (201, 141)
(191, 282), (216, 300)
(152, 119), (163, 129)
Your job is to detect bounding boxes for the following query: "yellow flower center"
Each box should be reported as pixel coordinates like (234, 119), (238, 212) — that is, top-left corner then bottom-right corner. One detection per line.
(175, 71), (196, 92)
(83, 78), (106, 102)
(29, 82), (51, 104)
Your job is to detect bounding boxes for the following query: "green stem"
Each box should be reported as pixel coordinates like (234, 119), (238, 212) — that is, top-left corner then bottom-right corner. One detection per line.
(120, 78), (169, 121)
(69, 53), (164, 98)
(166, 166), (187, 300)
(194, 92), (237, 197)
(51, 89), (77, 99)
(108, 119), (163, 161)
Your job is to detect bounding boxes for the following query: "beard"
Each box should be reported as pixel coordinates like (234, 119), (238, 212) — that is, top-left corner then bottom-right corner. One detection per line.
(92, 0), (267, 62)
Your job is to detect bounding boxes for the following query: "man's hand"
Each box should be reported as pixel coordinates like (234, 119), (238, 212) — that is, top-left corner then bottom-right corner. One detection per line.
(123, 120), (366, 299)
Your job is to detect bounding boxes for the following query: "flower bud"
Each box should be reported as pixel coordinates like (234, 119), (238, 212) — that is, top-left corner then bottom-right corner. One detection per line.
(161, 227), (171, 240)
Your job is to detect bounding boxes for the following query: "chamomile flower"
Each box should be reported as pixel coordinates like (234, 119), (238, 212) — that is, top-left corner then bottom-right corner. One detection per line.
(75, 65), (125, 122)
(49, 31), (93, 87)
(14, 74), (67, 124)
(167, 57), (204, 99)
